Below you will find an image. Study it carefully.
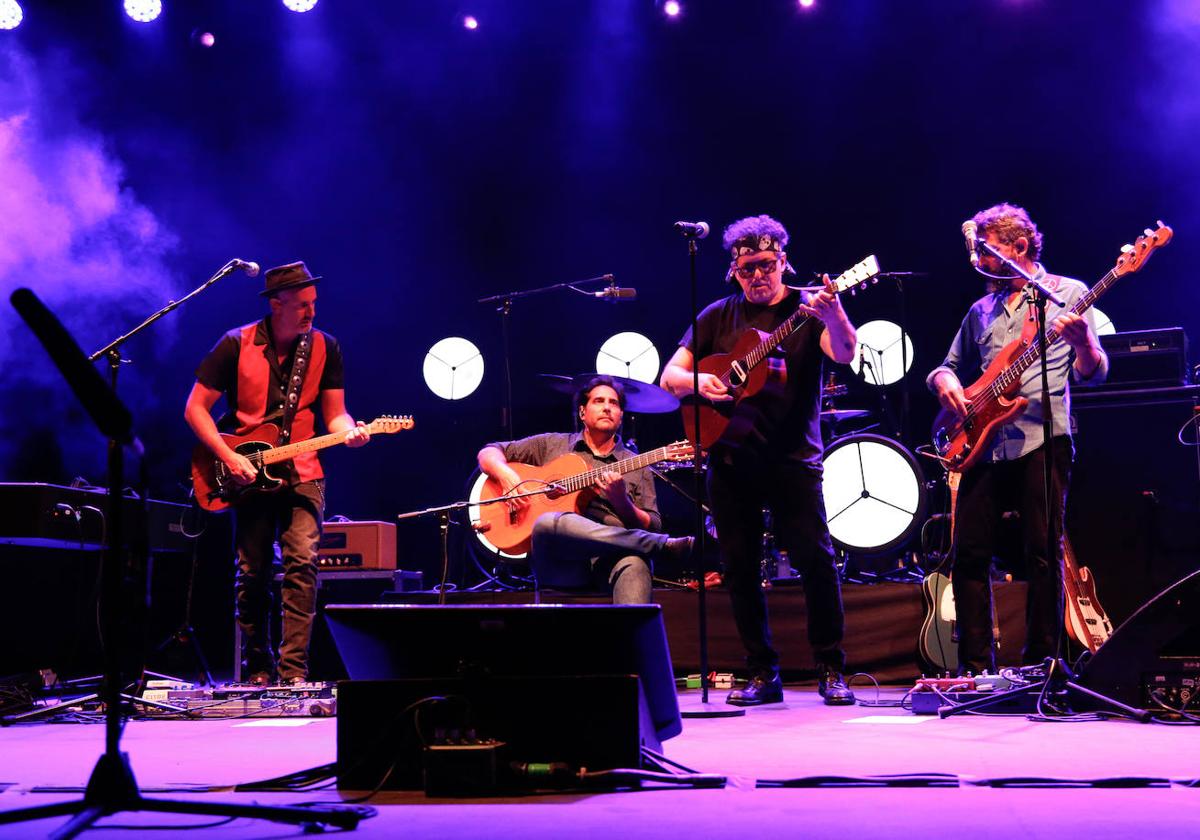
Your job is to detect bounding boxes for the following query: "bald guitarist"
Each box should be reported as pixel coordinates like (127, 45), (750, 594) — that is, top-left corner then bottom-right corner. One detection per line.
(927, 204), (1107, 675)
(477, 375), (693, 604)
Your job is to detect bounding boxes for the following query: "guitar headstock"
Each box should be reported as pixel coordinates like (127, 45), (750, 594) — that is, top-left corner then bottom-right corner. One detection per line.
(369, 415), (415, 434)
(1114, 221), (1173, 278)
(665, 440), (695, 462)
(831, 255), (881, 296)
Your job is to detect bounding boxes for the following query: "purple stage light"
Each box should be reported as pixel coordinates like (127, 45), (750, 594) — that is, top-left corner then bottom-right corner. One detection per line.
(663, 0), (681, 17)
(799, 0), (815, 7)
(282, 0), (319, 12)
(123, 0), (162, 23)
(0, 0), (22, 30)
(462, 14), (478, 30)
(196, 30), (215, 47)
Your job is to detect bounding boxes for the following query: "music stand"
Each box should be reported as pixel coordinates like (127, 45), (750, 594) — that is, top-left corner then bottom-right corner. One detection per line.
(0, 289), (363, 836)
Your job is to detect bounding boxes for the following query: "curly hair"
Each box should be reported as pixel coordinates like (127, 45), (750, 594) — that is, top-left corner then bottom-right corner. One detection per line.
(574, 375), (626, 413)
(721, 214), (790, 252)
(973, 202), (1043, 261)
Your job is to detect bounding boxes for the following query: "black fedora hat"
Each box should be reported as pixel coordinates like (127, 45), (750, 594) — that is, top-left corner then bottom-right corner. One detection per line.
(260, 261), (321, 297)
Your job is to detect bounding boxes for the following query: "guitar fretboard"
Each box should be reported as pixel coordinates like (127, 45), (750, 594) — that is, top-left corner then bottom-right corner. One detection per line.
(555, 445), (678, 494)
(249, 418), (407, 465)
(990, 267), (1120, 396)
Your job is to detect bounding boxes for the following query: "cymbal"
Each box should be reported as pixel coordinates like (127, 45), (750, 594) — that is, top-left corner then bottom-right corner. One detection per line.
(539, 373), (681, 414)
(820, 408), (872, 421)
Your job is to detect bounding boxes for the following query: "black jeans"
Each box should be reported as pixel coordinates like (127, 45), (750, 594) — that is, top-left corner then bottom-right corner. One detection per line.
(234, 480), (325, 681)
(952, 438), (1071, 673)
(707, 450), (846, 676)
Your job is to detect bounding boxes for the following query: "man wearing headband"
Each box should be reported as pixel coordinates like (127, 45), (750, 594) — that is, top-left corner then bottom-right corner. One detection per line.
(927, 203), (1106, 675)
(660, 214), (859, 706)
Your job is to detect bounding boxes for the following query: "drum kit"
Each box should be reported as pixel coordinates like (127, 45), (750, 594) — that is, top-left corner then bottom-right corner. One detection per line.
(469, 366), (943, 581)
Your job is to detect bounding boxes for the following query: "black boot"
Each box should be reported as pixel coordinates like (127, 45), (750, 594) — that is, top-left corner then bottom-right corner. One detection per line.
(817, 666), (855, 706)
(726, 672), (784, 706)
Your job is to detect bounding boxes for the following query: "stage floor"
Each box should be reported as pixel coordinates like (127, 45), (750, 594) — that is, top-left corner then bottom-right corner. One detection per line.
(1, 683), (1198, 838)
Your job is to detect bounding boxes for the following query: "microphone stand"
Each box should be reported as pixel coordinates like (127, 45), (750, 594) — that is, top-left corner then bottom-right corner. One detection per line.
(0, 290), (363, 837)
(674, 230), (743, 719)
(478, 273), (616, 439)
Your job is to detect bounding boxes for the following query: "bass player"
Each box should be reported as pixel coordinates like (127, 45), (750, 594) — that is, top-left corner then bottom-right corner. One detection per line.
(927, 203), (1107, 674)
(476, 375), (693, 604)
(184, 261), (370, 686)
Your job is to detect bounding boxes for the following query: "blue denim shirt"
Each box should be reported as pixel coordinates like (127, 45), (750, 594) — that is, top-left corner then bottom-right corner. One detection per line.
(926, 267), (1109, 462)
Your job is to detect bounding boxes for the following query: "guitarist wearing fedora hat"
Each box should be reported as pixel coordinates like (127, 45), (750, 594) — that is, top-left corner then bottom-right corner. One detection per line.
(184, 260), (371, 685)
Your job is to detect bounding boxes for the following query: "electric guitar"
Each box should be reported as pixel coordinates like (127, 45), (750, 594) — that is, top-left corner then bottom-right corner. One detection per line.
(681, 255), (881, 450)
(931, 223), (1173, 472)
(192, 415), (414, 512)
(470, 441), (694, 557)
(1062, 535), (1113, 653)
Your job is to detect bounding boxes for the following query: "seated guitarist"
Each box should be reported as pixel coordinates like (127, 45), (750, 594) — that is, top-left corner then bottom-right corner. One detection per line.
(659, 214), (858, 707)
(927, 203), (1107, 674)
(184, 261), (370, 686)
(476, 376), (693, 604)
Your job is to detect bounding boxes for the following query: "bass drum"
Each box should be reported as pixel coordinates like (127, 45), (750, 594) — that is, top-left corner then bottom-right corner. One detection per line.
(822, 433), (927, 555)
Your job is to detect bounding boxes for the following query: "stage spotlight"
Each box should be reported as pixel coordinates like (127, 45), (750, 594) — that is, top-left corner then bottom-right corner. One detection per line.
(462, 14), (479, 30)
(798, 0), (815, 8)
(190, 28), (215, 47)
(123, 0), (162, 23)
(662, 0), (682, 18)
(0, 0), (22, 30)
(423, 337), (484, 400)
(282, 0), (319, 12)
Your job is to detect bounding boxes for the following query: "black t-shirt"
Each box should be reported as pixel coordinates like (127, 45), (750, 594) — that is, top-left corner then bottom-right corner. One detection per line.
(679, 287), (825, 468)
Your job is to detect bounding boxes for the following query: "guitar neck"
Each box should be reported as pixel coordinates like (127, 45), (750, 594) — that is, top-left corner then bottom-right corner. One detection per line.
(1001, 267), (1118, 386)
(740, 309), (813, 375)
(555, 446), (675, 494)
(258, 423), (377, 465)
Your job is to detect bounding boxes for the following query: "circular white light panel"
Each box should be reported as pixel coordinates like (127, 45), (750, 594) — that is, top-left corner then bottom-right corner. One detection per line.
(1091, 307), (1115, 336)
(596, 331), (660, 384)
(0, 0), (23, 30)
(423, 337), (484, 400)
(851, 319), (914, 386)
(823, 438), (922, 552)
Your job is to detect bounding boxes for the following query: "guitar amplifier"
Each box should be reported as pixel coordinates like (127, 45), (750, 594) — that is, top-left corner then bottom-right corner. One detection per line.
(1080, 328), (1190, 390)
(319, 521), (397, 570)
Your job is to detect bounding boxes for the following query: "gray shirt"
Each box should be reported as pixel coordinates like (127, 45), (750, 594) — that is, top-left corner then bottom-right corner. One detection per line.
(926, 267), (1109, 462)
(484, 432), (662, 531)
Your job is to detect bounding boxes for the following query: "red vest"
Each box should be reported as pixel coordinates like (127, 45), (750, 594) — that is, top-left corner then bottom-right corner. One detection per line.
(234, 323), (328, 482)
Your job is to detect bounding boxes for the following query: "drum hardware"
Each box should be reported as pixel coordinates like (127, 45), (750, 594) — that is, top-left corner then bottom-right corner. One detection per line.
(539, 372), (681, 414)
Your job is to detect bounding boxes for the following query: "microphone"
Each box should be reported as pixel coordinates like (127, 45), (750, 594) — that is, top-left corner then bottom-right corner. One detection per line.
(232, 259), (261, 277)
(674, 220), (710, 239)
(961, 220), (979, 267)
(593, 287), (638, 300)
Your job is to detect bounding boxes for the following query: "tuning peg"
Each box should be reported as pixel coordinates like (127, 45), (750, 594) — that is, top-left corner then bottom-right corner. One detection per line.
(1120, 243), (1134, 253)
(1157, 219), (1165, 228)
(1144, 228), (1154, 237)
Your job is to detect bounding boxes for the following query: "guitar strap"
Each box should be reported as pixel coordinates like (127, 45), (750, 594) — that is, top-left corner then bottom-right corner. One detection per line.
(277, 331), (313, 446)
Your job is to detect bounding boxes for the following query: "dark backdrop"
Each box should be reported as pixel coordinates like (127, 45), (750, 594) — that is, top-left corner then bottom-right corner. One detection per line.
(2, 0), (1198, 672)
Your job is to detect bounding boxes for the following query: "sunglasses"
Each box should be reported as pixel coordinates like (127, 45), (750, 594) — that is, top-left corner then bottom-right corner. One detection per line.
(734, 258), (780, 279)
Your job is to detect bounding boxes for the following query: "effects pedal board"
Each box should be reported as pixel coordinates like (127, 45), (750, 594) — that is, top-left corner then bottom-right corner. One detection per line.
(141, 681), (337, 718)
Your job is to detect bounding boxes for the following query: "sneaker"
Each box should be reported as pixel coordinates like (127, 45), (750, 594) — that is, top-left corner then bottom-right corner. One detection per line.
(246, 671), (272, 687)
(726, 672), (784, 706)
(817, 666), (856, 706)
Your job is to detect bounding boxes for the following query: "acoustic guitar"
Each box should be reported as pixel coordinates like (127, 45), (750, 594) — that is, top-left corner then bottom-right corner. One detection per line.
(471, 441), (693, 556)
(931, 223), (1173, 472)
(191, 415), (414, 512)
(681, 255), (880, 450)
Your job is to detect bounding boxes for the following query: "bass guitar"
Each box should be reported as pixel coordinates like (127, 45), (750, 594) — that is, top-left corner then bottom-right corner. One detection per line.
(931, 223), (1173, 472)
(192, 415), (414, 512)
(470, 440), (694, 557)
(681, 255), (880, 450)
(1062, 535), (1113, 653)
